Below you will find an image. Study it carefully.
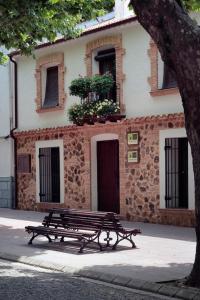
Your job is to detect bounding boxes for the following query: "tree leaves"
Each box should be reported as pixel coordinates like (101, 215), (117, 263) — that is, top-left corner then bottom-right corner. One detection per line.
(0, 0), (114, 62)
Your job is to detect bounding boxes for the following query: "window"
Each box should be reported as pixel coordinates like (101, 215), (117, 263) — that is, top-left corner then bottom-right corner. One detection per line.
(148, 40), (179, 96)
(95, 48), (117, 102)
(43, 66), (59, 108)
(165, 137), (188, 209)
(162, 64), (177, 90)
(85, 35), (125, 113)
(35, 53), (66, 112)
(39, 147), (60, 203)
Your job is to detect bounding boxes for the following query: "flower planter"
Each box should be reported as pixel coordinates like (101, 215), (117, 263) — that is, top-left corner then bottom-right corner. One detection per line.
(107, 114), (126, 122)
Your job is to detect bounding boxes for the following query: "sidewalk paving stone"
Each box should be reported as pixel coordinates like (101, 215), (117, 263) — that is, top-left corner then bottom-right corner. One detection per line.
(0, 208), (199, 300)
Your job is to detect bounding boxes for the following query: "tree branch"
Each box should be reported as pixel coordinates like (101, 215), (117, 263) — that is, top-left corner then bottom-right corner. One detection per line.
(130, 0), (200, 66)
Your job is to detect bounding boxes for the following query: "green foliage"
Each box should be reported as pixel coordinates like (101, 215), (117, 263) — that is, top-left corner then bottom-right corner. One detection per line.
(69, 76), (92, 100)
(182, 0), (200, 11)
(0, 52), (8, 65)
(69, 74), (114, 101)
(68, 99), (119, 125)
(0, 0), (114, 61)
(91, 74), (114, 97)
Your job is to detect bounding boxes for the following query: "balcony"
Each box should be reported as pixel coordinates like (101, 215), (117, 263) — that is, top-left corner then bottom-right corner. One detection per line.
(68, 74), (125, 126)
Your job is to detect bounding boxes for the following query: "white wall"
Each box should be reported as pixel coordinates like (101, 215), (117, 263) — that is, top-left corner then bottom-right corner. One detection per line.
(0, 49), (13, 177)
(0, 139), (13, 177)
(16, 22), (184, 131)
(17, 38), (87, 130)
(122, 26), (183, 118)
(0, 61), (10, 136)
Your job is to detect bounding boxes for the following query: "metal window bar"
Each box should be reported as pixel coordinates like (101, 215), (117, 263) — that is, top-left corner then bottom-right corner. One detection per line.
(165, 137), (188, 209)
(39, 147), (60, 203)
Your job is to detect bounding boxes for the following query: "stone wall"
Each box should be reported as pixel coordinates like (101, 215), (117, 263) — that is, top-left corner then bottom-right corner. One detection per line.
(14, 113), (195, 226)
(0, 177), (14, 208)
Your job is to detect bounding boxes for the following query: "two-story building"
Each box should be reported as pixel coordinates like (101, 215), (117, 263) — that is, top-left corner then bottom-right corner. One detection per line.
(11, 0), (196, 226)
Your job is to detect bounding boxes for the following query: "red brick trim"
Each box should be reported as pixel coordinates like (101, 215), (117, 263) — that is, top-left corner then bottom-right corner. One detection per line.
(148, 40), (180, 97)
(35, 53), (66, 112)
(14, 112), (185, 137)
(150, 88), (179, 97)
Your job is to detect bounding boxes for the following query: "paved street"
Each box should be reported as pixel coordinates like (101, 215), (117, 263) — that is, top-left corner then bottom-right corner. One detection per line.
(0, 259), (176, 300)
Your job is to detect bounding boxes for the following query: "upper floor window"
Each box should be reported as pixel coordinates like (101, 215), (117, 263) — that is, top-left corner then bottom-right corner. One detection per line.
(148, 40), (179, 96)
(35, 53), (66, 113)
(95, 48), (116, 102)
(85, 35), (126, 113)
(43, 66), (59, 108)
(162, 64), (177, 90)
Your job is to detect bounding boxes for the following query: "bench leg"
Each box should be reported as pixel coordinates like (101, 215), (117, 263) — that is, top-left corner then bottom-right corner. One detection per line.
(45, 235), (53, 243)
(28, 233), (52, 245)
(112, 233), (136, 250)
(79, 233), (103, 253)
(28, 233), (39, 245)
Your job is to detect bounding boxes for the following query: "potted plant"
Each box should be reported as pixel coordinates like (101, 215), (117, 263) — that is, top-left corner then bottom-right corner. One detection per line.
(68, 74), (124, 125)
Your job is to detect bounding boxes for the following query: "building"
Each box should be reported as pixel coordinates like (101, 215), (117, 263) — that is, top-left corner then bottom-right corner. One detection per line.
(10, 1), (196, 226)
(0, 49), (14, 208)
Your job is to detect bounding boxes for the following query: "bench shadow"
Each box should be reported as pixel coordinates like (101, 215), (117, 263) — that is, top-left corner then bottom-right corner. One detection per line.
(31, 239), (136, 255)
(121, 221), (196, 242)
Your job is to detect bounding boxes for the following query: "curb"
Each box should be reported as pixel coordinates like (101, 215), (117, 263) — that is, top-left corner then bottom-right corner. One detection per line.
(0, 252), (199, 300)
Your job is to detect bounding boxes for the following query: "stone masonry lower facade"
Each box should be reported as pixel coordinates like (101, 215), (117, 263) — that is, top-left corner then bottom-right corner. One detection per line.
(14, 113), (195, 227)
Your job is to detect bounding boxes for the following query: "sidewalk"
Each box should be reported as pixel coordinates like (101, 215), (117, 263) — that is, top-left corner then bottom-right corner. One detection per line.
(0, 208), (199, 299)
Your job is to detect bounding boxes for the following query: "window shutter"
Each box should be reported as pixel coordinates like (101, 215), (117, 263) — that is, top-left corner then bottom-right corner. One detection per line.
(43, 66), (59, 108)
(162, 64), (177, 89)
(17, 154), (31, 173)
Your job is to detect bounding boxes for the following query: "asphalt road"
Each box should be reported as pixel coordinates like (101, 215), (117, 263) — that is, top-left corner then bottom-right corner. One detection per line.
(0, 259), (175, 300)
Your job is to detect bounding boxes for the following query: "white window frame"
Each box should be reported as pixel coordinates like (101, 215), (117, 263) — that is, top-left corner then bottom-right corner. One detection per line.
(159, 128), (194, 209)
(36, 139), (64, 203)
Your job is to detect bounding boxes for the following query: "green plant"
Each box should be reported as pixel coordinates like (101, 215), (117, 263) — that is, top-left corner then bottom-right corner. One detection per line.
(68, 103), (85, 125)
(69, 74), (114, 101)
(91, 74), (114, 98)
(69, 77), (92, 101)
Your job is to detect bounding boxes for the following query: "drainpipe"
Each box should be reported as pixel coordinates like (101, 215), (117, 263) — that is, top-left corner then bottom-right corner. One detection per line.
(9, 55), (18, 209)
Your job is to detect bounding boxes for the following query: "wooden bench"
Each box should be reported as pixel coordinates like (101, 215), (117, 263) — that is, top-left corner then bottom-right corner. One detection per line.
(25, 209), (141, 253)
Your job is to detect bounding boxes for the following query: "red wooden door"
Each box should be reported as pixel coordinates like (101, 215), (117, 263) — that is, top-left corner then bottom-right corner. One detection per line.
(97, 140), (119, 213)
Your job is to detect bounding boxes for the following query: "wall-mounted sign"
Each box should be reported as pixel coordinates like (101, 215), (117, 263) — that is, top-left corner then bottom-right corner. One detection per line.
(127, 132), (139, 145)
(128, 150), (139, 163)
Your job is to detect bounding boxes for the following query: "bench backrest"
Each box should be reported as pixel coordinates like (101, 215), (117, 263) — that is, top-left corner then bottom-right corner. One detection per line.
(42, 209), (123, 231)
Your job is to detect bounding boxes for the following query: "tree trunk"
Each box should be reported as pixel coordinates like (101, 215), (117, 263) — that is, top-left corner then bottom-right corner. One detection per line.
(130, 0), (200, 287)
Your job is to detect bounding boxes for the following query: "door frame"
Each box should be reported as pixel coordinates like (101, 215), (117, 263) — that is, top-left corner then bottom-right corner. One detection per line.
(36, 139), (64, 203)
(159, 128), (194, 209)
(91, 134), (119, 211)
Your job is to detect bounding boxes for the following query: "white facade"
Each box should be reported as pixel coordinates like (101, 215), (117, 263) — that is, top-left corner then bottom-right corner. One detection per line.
(0, 53), (13, 178)
(15, 22), (183, 131)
